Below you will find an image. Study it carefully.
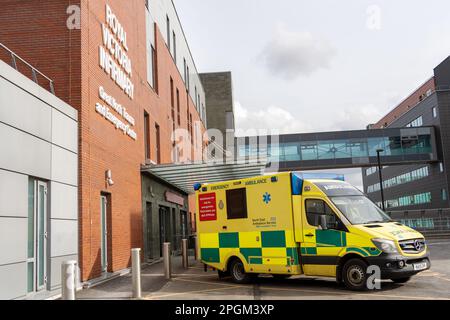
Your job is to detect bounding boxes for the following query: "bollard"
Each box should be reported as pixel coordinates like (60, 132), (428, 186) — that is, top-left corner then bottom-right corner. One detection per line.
(182, 239), (188, 269)
(163, 242), (172, 279)
(131, 248), (142, 299)
(61, 260), (77, 300)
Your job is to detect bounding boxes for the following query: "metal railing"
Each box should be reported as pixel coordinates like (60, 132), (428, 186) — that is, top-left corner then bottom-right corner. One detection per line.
(0, 42), (55, 94)
(389, 209), (450, 238)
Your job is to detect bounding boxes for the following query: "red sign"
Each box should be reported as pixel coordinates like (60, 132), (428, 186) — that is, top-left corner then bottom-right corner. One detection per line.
(165, 191), (185, 206)
(199, 193), (217, 221)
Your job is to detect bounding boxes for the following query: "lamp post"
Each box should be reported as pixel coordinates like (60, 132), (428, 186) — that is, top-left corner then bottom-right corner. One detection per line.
(376, 148), (386, 211)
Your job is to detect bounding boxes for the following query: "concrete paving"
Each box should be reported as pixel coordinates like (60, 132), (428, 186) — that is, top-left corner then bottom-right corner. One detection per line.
(76, 240), (450, 300)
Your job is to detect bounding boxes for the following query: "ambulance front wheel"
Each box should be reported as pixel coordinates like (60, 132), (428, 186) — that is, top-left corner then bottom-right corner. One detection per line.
(229, 258), (253, 284)
(342, 258), (369, 291)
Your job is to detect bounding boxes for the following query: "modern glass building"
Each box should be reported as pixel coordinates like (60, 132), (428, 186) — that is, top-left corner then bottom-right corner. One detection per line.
(235, 126), (437, 171)
(363, 56), (450, 215)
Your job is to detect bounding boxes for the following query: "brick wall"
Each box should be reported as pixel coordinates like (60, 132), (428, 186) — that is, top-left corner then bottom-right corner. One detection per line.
(0, 0), (206, 281)
(372, 77), (436, 129)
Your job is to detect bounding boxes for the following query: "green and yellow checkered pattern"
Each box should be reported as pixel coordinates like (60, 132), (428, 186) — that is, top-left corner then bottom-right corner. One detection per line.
(200, 230), (299, 266)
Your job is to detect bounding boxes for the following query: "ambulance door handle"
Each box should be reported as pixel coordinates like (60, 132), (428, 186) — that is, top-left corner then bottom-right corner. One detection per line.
(305, 233), (314, 237)
(222, 226), (227, 230)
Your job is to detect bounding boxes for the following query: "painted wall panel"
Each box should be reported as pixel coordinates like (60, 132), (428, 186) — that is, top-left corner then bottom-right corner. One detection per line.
(0, 77), (52, 141)
(0, 169), (28, 218)
(50, 220), (78, 258)
(50, 145), (78, 187)
(0, 123), (51, 179)
(0, 217), (27, 265)
(50, 182), (78, 221)
(51, 108), (78, 153)
(0, 263), (26, 300)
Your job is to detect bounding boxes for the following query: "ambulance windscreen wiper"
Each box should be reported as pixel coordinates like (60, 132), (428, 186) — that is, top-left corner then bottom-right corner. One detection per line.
(364, 219), (392, 225)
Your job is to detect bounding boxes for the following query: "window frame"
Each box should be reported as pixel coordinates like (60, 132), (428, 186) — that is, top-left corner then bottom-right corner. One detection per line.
(226, 188), (248, 220)
(304, 198), (347, 231)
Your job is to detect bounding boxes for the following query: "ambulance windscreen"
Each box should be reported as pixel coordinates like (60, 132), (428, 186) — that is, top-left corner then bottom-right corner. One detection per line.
(314, 181), (363, 197)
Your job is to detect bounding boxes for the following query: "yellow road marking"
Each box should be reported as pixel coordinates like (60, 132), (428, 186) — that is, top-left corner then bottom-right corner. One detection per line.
(144, 284), (243, 300)
(173, 277), (238, 287)
(434, 275), (450, 282)
(259, 285), (450, 300)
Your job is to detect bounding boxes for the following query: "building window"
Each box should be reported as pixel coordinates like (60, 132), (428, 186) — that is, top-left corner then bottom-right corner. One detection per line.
(195, 86), (198, 110)
(189, 113), (193, 143)
(145, 8), (157, 91)
(176, 89), (181, 126)
(170, 77), (175, 121)
(166, 15), (171, 51)
(226, 188), (248, 220)
(365, 167), (377, 176)
(183, 58), (187, 84)
(440, 162), (444, 173)
(366, 166), (429, 193)
(172, 31), (177, 64)
(186, 65), (190, 92)
(432, 107), (438, 118)
(155, 123), (161, 164)
(442, 189), (448, 201)
(406, 116), (423, 128)
(390, 192), (432, 208)
(144, 112), (151, 160)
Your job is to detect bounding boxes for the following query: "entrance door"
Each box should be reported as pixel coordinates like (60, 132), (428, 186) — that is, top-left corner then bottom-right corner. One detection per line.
(146, 202), (153, 260)
(159, 207), (167, 257)
(100, 195), (108, 273)
(180, 210), (188, 239)
(159, 206), (173, 257)
(36, 181), (48, 291)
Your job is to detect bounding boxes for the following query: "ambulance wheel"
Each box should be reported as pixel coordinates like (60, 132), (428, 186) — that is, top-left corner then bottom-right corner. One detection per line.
(229, 258), (252, 284)
(391, 277), (411, 284)
(342, 258), (369, 291)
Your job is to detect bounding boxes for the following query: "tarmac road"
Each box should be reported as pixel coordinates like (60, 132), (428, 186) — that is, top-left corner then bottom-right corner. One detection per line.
(77, 239), (450, 300)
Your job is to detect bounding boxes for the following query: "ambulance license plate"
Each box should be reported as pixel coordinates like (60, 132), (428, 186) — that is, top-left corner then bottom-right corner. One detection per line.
(413, 262), (428, 271)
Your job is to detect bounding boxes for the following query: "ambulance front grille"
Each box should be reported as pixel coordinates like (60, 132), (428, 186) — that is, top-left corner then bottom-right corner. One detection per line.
(399, 238), (426, 254)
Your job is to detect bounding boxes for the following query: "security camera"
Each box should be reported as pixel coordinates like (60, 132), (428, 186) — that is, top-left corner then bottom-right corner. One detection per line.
(106, 170), (114, 186)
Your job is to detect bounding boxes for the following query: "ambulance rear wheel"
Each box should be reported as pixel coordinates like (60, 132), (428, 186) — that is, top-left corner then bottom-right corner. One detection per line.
(229, 259), (252, 284)
(342, 258), (369, 291)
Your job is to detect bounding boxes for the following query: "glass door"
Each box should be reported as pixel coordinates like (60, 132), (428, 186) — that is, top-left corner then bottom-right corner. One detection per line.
(159, 207), (166, 257)
(100, 195), (108, 273)
(36, 181), (48, 291)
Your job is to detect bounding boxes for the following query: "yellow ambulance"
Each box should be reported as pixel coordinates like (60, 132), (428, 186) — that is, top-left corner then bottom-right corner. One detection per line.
(194, 172), (430, 290)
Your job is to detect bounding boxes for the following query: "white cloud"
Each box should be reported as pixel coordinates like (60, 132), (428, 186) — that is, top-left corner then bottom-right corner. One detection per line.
(260, 24), (337, 80)
(234, 101), (314, 135)
(331, 104), (386, 131)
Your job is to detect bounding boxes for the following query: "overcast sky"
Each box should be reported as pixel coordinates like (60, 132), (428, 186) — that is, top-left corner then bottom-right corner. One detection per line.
(173, 0), (450, 189)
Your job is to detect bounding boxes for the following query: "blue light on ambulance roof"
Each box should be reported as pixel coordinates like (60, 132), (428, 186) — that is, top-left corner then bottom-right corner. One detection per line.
(193, 183), (202, 191)
(298, 172), (345, 181)
(291, 172), (345, 195)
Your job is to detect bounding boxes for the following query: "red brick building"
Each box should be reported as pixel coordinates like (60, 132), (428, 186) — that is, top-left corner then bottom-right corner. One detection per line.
(0, 0), (207, 282)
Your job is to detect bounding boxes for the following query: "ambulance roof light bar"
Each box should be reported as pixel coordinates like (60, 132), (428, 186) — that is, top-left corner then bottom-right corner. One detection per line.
(292, 172), (345, 195)
(294, 172), (345, 181)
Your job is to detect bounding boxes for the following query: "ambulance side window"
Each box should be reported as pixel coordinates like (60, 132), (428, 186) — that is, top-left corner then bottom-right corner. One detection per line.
(226, 188), (248, 219)
(305, 199), (344, 230)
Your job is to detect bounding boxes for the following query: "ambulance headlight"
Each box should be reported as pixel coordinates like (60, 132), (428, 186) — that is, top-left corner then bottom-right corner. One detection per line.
(372, 239), (398, 254)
